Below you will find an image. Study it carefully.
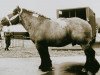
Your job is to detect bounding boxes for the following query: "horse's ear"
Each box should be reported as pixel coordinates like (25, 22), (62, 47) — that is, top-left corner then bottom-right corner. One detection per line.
(13, 6), (21, 15)
(16, 6), (21, 13)
(17, 6), (20, 10)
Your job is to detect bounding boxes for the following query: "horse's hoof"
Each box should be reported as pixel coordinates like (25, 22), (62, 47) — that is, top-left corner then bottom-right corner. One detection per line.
(7, 48), (9, 51)
(87, 71), (95, 75)
(82, 68), (87, 73)
(7, 50), (9, 51)
(39, 64), (53, 71)
(38, 69), (49, 74)
(39, 67), (53, 72)
(87, 59), (100, 73)
(82, 68), (95, 75)
(5, 48), (7, 51)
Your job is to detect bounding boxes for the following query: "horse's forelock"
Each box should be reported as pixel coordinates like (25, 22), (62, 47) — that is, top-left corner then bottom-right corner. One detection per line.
(13, 6), (23, 16)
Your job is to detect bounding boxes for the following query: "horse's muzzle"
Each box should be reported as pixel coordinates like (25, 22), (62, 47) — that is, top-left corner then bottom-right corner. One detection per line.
(1, 17), (10, 26)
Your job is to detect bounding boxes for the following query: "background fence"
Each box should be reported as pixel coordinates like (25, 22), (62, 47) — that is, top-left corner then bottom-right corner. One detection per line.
(0, 39), (24, 49)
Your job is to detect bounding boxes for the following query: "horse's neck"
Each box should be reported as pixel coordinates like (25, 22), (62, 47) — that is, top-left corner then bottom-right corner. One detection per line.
(20, 12), (44, 32)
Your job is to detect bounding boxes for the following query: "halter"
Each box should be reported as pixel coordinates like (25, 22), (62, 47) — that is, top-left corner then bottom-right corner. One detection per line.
(5, 15), (12, 25)
(5, 8), (23, 25)
(18, 8), (23, 22)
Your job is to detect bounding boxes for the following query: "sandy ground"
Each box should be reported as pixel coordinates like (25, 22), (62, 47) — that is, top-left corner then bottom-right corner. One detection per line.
(0, 39), (100, 75)
(0, 56), (99, 75)
(0, 39), (100, 58)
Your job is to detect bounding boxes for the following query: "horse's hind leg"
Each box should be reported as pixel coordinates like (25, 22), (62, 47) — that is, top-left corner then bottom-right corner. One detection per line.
(36, 42), (52, 72)
(82, 45), (100, 74)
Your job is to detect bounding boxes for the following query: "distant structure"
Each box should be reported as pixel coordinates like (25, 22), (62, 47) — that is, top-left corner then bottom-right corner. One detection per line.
(0, 25), (29, 48)
(2, 25), (30, 39)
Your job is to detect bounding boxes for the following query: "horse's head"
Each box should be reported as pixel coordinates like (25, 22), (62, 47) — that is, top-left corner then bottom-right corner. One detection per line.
(1, 6), (22, 26)
(1, 6), (49, 27)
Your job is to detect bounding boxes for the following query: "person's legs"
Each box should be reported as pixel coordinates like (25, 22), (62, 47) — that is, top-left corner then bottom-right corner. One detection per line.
(5, 40), (10, 51)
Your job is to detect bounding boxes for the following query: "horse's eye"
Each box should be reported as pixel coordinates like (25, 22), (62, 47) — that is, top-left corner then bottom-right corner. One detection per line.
(13, 9), (18, 15)
(13, 11), (17, 15)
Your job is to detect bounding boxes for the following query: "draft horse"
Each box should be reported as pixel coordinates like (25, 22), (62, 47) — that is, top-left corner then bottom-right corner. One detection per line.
(1, 6), (99, 74)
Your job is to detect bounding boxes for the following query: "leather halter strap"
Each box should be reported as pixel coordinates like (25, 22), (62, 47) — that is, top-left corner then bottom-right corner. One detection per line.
(5, 8), (23, 25)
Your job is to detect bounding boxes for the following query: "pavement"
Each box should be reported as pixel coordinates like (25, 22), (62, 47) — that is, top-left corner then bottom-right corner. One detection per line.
(0, 56), (100, 75)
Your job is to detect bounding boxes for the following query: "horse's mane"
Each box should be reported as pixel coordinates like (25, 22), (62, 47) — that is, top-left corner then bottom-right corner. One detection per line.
(22, 8), (50, 19)
(23, 9), (33, 14)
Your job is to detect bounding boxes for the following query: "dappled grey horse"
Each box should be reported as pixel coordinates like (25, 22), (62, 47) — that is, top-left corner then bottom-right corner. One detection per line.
(1, 6), (99, 74)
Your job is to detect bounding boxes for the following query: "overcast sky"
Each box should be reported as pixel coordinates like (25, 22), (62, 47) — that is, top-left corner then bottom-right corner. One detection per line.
(0, 0), (100, 32)
(0, 0), (100, 19)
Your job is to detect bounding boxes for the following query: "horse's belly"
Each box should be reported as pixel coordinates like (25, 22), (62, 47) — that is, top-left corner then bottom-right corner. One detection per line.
(47, 39), (71, 47)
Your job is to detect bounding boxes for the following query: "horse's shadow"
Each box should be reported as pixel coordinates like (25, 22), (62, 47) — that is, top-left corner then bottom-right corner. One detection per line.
(65, 64), (87, 75)
(59, 62), (100, 75)
(40, 62), (100, 75)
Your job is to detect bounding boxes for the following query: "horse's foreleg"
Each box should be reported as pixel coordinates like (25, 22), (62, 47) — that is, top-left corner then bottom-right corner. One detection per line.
(36, 42), (52, 72)
(82, 45), (100, 74)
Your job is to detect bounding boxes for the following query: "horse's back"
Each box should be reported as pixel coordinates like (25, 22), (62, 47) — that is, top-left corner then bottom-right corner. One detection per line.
(47, 17), (92, 39)
(33, 17), (92, 46)
(49, 17), (92, 45)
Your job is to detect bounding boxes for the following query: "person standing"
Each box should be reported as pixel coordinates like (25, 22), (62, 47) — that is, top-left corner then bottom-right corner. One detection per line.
(4, 32), (12, 51)
(4, 27), (12, 51)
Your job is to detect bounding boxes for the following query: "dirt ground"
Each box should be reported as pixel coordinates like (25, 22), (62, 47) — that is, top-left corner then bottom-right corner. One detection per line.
(0, 39), (100, 75)
(0, 39), (100, 58)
